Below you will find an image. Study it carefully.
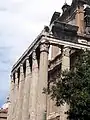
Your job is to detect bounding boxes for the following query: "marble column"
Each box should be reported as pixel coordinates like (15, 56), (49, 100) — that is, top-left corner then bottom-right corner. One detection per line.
(13, 71), (19, 120)
(62, 47), (70, 70)
(22, 56), (31, 120)
(17, 64), (25, 120)
(60, 47), (70, 120)
(29, 50), (39, 120)
(7, 75), (15, 120)
(37, 40), (49, 120)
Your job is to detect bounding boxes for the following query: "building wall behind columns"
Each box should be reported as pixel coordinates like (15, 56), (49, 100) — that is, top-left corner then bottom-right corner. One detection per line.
(51, 46), (60, 59)
(47, 96), (60, 119)
(47, 66), (61, 120)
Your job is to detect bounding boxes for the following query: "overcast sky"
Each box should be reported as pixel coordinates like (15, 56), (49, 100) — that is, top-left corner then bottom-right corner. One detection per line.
(0, 0), (72, 107)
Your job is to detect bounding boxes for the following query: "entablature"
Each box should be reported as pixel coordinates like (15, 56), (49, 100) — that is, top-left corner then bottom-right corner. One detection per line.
(12, 22), (90, 73)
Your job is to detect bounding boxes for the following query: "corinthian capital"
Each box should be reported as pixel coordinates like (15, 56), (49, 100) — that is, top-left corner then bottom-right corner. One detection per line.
(10, 74), (14, 83)
(40, 40), (50, 53)
(20, 63), (24, 73)
(32, 50), (37, 60)
(62, 47), (70, 57)
(15, 71), (18, 79)
(25, 56), (30, 67)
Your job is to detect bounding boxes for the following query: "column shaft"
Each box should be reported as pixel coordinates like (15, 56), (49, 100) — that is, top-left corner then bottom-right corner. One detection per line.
(17, 64), (25, 120)
(7, 75), (15, 120)
(29, 51), (38, 120)
(22, 57), (31, 120)
(60, 47), (70, 120)
(13, 72), (19, 120)
(62, 47), (70, 70)
(37, 41), (49, 120)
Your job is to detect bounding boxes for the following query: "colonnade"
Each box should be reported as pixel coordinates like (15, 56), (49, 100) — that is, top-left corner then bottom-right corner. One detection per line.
(7, 38), (70, 120)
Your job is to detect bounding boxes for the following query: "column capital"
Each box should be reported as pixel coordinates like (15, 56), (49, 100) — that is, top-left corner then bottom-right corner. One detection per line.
(20, 63), (24, 73)
(15, 71), (18, 85)
(32, 50), (38, 70)
(26, 58), (30, 67)
(25, 55), (30, 67)
(15, 71), (18, 79)
(25, 55), (29, 60)
(32, 50), (37, 60)
(62, 47), (70, 57)
(40, 40), (50, 53)
(10, 75), (15, 86)
(10, 74), (13, 81)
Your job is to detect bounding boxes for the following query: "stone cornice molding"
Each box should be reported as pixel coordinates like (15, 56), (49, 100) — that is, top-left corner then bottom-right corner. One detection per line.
(44, 36), (90, 50)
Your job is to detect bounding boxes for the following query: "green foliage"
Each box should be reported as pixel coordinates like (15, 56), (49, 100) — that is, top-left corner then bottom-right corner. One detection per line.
(46, 50), (90, 120)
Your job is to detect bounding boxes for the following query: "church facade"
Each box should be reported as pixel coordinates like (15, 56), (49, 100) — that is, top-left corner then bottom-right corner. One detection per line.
(7, 0), (90, 120)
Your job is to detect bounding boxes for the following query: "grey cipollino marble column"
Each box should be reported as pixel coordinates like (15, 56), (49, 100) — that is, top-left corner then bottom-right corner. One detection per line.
(60, 47), (70, 120)
(7, 75), (15, 120)
(17, 64), (25, 120)
(37, 40), (49, 120)
(22, 56), (31, 120)
(29, 50), (39, 120)
(13, 71), (19, 120)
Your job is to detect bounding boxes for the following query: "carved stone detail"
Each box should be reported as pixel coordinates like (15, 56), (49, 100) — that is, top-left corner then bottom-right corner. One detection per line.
(15, 72), (18, 79)
(62, 47), (70, 57)
(40, 40), (50, 53)
(26, 56), (30, 67)
(32, 50), (37, 60)
(20, 64), (24, 74)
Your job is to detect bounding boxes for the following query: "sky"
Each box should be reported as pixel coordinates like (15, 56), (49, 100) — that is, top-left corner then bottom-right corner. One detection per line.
(0, 0), (72, 107)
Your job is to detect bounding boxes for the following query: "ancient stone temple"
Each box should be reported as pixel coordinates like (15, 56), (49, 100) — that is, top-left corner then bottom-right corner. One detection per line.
(7, 0), (90, 120)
